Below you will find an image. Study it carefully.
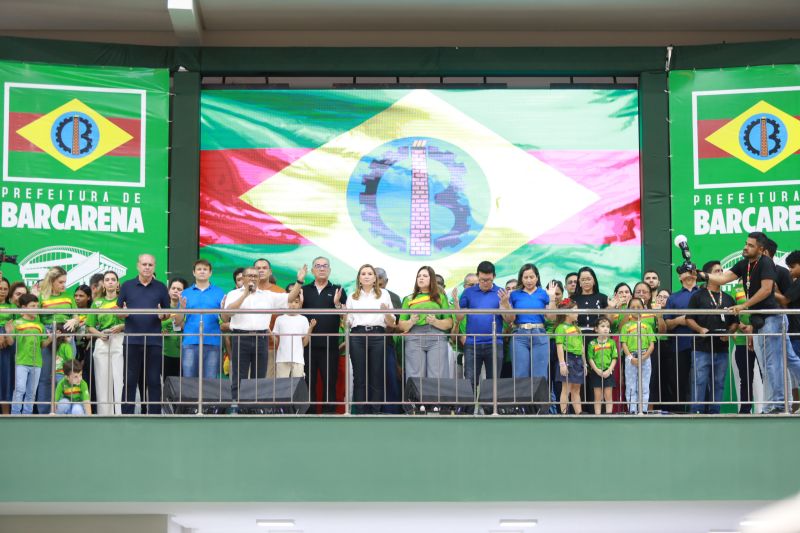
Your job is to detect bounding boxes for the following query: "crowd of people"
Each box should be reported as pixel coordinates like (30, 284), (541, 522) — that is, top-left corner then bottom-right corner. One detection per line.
(0, 231), (798, 416)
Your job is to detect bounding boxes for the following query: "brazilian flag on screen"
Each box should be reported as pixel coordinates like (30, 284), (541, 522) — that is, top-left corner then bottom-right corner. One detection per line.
(199, 88), (642, 293)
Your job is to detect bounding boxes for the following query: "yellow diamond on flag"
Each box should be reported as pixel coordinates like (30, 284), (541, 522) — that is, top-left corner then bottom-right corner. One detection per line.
(705, 100), (800, 173)
(16, 98), (133, 172)
(240, 89), (599, 284)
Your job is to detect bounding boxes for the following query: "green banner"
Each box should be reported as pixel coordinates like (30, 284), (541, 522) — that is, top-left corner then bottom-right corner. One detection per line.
(669, 64), (800, 274)
(0, 60), (169, 286)
(669, 64), (800, 412)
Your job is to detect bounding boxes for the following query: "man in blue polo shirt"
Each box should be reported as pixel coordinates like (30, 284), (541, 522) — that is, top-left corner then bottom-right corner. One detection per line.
(458, 261), (507, 390)
(174, 259), (226, 378)
(118, 253), (171, 414)
(664, 267), (699, 413)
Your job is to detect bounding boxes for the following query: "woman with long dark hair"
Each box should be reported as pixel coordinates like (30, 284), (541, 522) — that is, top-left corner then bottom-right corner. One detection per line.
(73, 284), (94, 408)
(86, 271), (125, 415)
(571, 267), (608, 407)
(501, 263), (550, 379)
(398, 266), (453, 379)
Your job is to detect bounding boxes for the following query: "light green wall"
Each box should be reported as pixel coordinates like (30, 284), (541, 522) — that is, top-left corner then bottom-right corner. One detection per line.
(1, 417), (798, 502)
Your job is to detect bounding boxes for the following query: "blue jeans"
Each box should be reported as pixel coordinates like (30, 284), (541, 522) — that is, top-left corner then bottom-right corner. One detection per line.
(690, 349), (728, 414)
(11, 365), (41, 415)
(761, 315), (800, 410)
(464, 342), (503, 389)
(181, 344), (222, 378)
(36, 329), (76, 414)
(625, 353), (651, 413)
(511, 327), (550, 378)
(56, 398), (86, 415)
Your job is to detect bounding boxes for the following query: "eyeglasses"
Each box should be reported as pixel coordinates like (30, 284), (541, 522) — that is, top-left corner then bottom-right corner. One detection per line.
(313, 263), (330, 269)
(246, 274), (258, 277)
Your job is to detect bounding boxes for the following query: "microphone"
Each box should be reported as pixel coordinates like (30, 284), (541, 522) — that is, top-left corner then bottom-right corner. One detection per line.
(674, 234), (691, 261)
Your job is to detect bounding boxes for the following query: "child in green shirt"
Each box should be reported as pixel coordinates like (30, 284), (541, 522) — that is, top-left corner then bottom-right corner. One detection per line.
(55, 359), (91, 415)
(554, 299), (585, 415)
(620, 298), (655, 414)
(54, 334), (75, 384)
(588, 316), (618, 414)
(10, 294), (51, 415)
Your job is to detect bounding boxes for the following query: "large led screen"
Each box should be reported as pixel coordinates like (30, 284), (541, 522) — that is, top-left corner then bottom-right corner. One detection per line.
(200, 89), (641, 293)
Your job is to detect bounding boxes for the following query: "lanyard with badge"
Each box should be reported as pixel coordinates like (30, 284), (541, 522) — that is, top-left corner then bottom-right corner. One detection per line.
(707, 289), (725, 324)
(745, 257), (759, 295)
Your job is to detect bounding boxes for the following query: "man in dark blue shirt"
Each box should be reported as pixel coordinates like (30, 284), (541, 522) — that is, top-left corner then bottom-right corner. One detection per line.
(664, 267), (699, 412)
(118, 253), (170, 414)
(458, 261), (507, 390)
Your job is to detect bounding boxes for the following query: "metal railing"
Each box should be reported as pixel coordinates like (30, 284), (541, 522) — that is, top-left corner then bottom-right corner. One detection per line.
(2, 306), (798, 416)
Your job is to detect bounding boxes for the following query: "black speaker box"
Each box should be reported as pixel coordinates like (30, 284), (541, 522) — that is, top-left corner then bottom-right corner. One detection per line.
(404, 377), (474, 414)
(478, 377), (550, 414)
(163, 377), (232, 415)
(238, 377), (309, 414)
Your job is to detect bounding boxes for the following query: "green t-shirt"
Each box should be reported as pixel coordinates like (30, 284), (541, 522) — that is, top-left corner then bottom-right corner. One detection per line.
(728, 283), (750, 347)
(545, 318), (556, 335)
(611, 303), (628, 333)
(0, 302), (15, 329)
(588, 338), (618, 370)
(613, 307), (659, 335)
(399, 293), (452, 327)
(85, 297), (123, 331)
(620, 321), (655, 354)
(554, 322), (583, 356)
(12, 318), (46, 367)
(55, 341), (75, 374)
(161, 315), (181, 358)
(40, 293), (76, 325)
(55, 378), (90, 403)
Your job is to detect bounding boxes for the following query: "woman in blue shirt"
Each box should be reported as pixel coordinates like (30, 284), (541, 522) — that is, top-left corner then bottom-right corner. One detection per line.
(501, 263), (551, 378)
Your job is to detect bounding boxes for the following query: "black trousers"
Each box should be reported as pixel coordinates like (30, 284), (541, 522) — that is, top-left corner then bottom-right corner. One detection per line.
(122, 343), (163, 414)
(305, 335), (339, 414)
(734, 344), (757, 414)
(659, 344), (693, 412)
(349, 329), (386, 414)
(649, 339), (671, 411)
(230, 331), (268, 402)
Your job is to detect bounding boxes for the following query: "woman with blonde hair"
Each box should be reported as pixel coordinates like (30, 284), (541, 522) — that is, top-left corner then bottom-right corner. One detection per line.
(345, 264), (395, 414)
(36, 266), (80, 414)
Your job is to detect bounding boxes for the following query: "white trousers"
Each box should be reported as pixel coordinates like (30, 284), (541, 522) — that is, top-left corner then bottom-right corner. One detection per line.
(93, 335), (124, 415)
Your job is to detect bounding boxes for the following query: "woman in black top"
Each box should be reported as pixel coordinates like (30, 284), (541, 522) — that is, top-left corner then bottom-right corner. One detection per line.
(571, 267), (608, 408)
(572, 267), (608, 332)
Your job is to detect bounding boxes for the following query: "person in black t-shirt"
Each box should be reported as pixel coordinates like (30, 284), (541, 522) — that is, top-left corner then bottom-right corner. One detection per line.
(686, 261), (738, 414)
(301, 256), (346, 414)
(571, 266), (608, 408)
(702, 231), (800, 413)
(765, 238), (793, 308)
(784, 251), (800, 403)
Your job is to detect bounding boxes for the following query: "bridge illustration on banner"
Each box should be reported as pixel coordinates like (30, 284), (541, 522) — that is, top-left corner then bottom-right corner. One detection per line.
(18, 246), (127, 288)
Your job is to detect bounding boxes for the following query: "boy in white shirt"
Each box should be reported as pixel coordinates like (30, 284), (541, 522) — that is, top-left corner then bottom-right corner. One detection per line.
(273, 294), (316, 378)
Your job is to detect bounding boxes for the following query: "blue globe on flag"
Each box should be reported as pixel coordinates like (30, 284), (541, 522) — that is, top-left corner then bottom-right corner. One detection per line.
(347, 136), (490, 260)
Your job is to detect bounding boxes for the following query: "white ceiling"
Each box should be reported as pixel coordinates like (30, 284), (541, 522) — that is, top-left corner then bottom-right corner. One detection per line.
(0, 0), (798, 46)
(0, 501), (773, 533)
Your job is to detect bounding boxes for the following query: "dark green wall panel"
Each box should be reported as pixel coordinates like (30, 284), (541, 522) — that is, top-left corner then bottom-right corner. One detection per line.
(639, 71), (672, 288)
(168, 71), (201, 280)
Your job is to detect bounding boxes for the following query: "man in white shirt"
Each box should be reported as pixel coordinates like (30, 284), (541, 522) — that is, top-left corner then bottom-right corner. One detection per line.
(224, 264), (306, 402)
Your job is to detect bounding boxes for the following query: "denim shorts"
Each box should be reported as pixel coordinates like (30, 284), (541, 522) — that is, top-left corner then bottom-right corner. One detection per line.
(557, 354), (585, 384)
